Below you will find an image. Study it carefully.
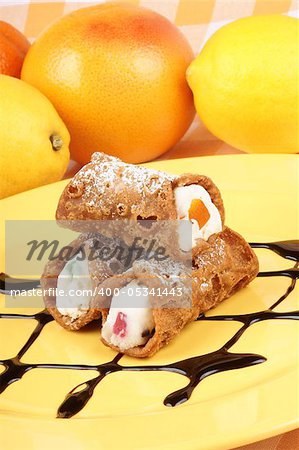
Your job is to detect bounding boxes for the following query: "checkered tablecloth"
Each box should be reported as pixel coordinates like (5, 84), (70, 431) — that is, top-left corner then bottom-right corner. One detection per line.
(0, 2), (298, 446)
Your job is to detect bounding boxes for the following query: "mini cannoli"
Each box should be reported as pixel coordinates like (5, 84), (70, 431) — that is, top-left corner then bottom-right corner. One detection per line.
(41, 233), (132, 331)
(56, 152), (224, 251)
(97, 227), (258, 357)
(99, 258), (192, 357)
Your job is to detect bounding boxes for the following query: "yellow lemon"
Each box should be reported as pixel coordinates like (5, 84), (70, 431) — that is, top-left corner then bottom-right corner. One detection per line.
(187, 15), (299, 153)
(0, 75), (70, 199)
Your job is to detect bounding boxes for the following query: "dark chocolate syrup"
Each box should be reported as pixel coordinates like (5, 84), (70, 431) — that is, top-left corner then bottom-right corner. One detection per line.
(250, 240), (299, 261)
(0, 241), (298, 418)
(0, 272), (40, 295)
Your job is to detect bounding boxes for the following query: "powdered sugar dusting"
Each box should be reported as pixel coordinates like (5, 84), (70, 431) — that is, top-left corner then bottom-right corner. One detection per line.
(132, 258), (192, 295)
(71, 152), (176, 207)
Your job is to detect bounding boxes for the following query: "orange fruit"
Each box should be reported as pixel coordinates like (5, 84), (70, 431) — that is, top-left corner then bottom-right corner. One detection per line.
(0, 21), (30, 78)
(21, 3), (195, 164)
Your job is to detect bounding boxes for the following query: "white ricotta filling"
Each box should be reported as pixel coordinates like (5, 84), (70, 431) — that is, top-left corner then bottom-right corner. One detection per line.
(56, 257), (93, 321)
(174, 184), (222, 250)
(101, 281), (155, 351)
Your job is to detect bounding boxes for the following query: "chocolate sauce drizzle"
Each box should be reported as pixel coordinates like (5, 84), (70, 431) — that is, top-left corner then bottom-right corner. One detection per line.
(0, 240), (298, 418)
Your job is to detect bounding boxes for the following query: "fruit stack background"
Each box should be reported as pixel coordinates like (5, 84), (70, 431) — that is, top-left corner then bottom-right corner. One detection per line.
(2, 0), (298, 161)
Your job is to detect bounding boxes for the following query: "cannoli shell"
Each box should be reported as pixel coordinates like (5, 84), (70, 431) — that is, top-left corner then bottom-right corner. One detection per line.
(41, 233), (131, 331)
(56, 152), (224, 229)
(99, 227), (258, 357)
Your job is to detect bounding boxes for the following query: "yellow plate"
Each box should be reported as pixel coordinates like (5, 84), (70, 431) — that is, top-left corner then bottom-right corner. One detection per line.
(0, 154), (298, 450)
